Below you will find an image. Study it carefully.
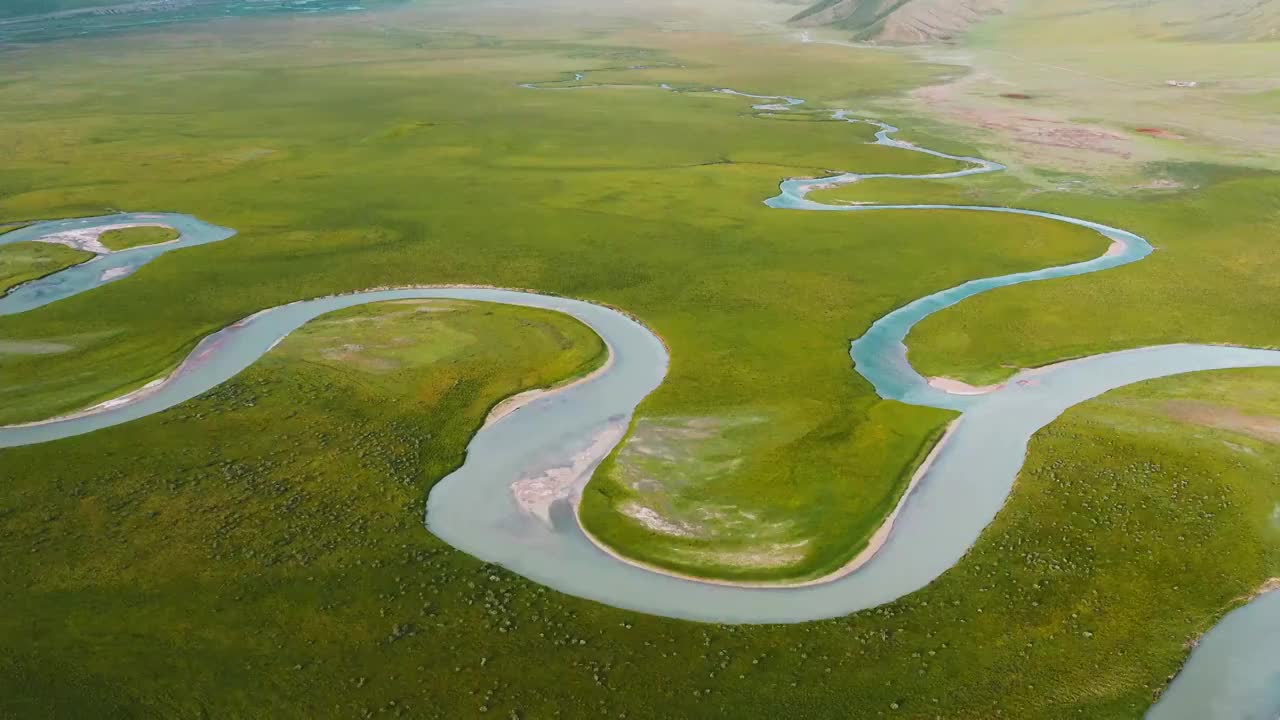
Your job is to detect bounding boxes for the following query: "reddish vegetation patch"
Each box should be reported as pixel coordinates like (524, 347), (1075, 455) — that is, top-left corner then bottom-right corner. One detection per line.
(1001, 93), (1033, 100)
(1135, 127), (1185, 140)
(1163, 400), (1280, 443)
(911, 80), (1139, 166)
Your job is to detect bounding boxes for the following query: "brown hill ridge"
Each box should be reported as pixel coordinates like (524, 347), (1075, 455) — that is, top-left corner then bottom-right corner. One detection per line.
(789, 0), (1011, 42)
(790, 0), (1280, 44)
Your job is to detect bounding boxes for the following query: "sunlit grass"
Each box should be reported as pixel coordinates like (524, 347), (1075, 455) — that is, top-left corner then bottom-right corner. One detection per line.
(0, 240), (92, 295)
(99, 226), (179, 251)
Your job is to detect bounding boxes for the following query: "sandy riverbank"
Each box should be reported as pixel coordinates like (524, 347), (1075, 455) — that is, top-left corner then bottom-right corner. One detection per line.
(928, 376), (1003, 395)
(484, 344), (615, 428)
(33, 222), (175, 255)
(1253, 577), (1280, 600)
(511, 421), (628, 526)
(5, 375), (171, 430)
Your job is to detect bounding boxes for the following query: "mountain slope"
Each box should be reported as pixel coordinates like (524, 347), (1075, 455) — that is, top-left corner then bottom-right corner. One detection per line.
(789, 0), (1011, 42)
(790, 0), (1280, 44)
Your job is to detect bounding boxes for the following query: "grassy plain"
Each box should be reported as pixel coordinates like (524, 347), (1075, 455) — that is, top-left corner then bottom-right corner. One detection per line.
(0, 239), (92, 295)
(2, 296), (1276, 718)
(850, 168), (1280, 387)
(802, 137), (1280, 388)
(98, 225), (179, 250)
(0, 2), (1278, 715)
(0, 7), (1113, 583)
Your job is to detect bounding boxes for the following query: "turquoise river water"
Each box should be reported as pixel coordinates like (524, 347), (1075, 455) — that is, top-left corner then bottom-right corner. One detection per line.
(0, 212), (235, 316)
(0, 76), (1275, 718)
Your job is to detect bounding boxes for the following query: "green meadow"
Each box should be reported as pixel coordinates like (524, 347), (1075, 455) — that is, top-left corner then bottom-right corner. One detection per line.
(806, 159), (1280, 387)
(2, 298), (1275, 718)
(99, 226), (180, 251)
(900, 170), (1280, 386)
(0, 239), (92, 295)
(0, 12), (1111, 583)
(0, 1), (1277, 715)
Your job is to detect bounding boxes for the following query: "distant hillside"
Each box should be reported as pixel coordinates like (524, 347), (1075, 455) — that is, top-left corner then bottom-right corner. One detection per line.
(788, 0), (1011, 42)
(789, 0), (1280, 43)
(1131, 0), (1280, 42)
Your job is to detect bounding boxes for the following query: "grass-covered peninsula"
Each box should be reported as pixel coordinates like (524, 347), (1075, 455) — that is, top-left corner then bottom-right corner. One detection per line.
(0, 240), (93, 296)
(3, 297), (1274, 717)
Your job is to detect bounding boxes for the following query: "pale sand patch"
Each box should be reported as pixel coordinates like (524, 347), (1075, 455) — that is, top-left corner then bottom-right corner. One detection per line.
(510, 421), (628, 526)
(669, 540), (812, 570)
(0, 340), (73, 355)
(484, 344), (614, 427)
(1257, 578), (1280, 598)
(1229, 578), (1280, 609)
(8, 376), (172, 429)
(928, 376), (1003, 395)
(572, 419), (962, 589)
(619, 501), (699, 538)
(1104, 239), (1126, 257)
(100, 267), (132, 282)
(35, 222), (176, 255)
(1130, 179), (1186, 192)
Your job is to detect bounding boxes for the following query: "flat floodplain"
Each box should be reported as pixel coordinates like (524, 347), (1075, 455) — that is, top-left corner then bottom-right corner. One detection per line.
(4, 302), (1277, 717)
(0, 18), (1109, 586)
(0, 240), (91, 295)
(0, 1), (1277, 717)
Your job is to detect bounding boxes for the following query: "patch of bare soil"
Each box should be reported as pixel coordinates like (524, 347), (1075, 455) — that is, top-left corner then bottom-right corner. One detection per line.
(1129, 178), (1186, 191)
(1135, 127), (1186, 140)
(1162, 400), (1280, 444)
(909, 76), (1139, 171)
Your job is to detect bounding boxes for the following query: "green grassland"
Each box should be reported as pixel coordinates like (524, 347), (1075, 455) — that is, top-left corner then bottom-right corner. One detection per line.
(801, 127), (1280, 387)
(98, 225), (179, 250)
(0, 12), (1117, 584)
(0, 239), (93, 295)
(0, 3), (1278, 715)
(2, 294), (1275, 718)
(905, 170), (1280, 386)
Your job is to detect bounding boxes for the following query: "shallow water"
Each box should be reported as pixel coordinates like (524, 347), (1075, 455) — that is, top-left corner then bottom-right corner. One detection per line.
(0, 212), (234, 316)
(0, 75), (1275, 716)
(1146, 590), (1280, 720)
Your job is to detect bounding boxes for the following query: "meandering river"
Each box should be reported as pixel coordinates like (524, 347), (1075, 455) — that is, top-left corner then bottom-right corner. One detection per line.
(0, 74), (1275, 718)
(0, 212), (235, 316)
